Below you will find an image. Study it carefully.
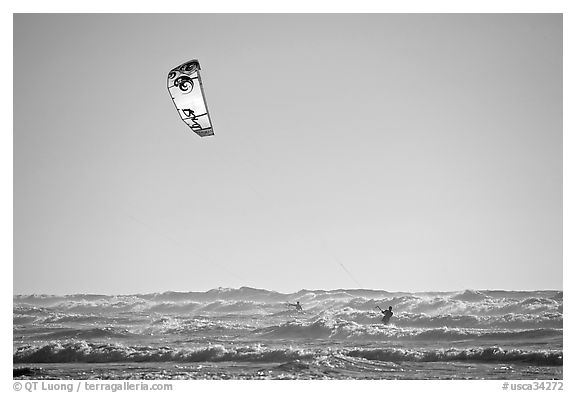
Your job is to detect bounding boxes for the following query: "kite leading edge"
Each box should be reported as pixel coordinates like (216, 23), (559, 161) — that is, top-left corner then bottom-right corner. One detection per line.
(167, 59), (214, 137)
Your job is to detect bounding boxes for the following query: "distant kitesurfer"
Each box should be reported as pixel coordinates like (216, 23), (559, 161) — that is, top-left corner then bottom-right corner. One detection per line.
(288, 301), (303, 311)
(377, 305), (393, 324)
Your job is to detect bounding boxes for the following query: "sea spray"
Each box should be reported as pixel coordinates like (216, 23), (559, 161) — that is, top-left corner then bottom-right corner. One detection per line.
(13, 341), (562, 366)
(13, 288), (563, 380)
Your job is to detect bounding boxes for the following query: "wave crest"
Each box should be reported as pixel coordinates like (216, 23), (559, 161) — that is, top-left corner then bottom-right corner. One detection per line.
(13, 341), (562, 366)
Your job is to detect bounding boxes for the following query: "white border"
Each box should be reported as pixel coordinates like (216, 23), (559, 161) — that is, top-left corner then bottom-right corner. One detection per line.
(4, 0), (572, 390)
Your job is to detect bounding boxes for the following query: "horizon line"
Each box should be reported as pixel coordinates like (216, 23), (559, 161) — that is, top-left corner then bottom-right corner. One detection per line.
(12, 286), (563, 297)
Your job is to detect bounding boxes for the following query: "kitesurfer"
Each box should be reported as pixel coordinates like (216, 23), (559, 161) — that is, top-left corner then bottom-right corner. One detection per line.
(288, 301), (303, 311)
(377, 305), (393, 324)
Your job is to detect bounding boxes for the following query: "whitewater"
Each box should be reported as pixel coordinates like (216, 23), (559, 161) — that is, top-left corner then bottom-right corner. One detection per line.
(13, 288), (562, 379)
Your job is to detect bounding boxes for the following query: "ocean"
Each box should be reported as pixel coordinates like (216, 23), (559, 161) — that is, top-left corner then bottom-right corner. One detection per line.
(13, 288), (562, 380)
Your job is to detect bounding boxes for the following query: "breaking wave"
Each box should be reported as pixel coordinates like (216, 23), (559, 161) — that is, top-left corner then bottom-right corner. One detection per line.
(13, 341), (313, 364)
(14, 288), (562, 320)
(346, 347), (562, 366)
(13, 341), (562, 366)
(253, 318), (562, 341)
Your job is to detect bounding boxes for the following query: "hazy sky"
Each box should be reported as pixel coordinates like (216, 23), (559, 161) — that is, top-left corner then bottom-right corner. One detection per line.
(13, 14), (562, 294)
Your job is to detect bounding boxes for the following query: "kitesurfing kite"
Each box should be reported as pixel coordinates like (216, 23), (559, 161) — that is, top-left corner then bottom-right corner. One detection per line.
(167, 59), (214, 137)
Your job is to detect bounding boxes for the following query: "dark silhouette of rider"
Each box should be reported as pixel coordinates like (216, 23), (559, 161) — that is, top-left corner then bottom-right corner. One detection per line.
(377, 305), (393, 324)
(288, 301), (303, 311)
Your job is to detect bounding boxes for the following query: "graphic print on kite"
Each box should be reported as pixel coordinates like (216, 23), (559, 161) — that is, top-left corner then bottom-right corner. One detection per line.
(167, 59), (214, 137)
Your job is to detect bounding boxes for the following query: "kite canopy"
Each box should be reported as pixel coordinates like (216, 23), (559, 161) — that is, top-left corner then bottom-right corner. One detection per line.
(167, 59), (214, 137)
